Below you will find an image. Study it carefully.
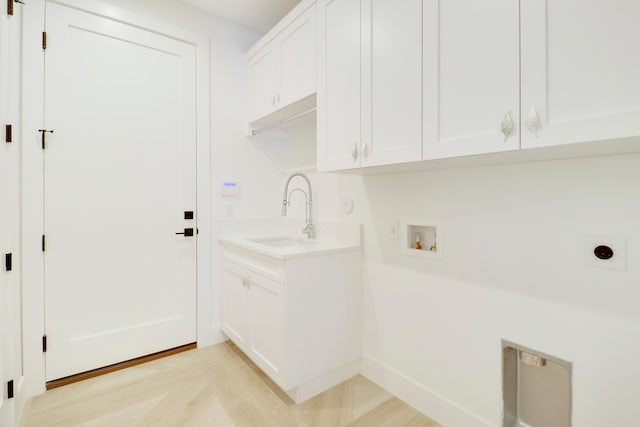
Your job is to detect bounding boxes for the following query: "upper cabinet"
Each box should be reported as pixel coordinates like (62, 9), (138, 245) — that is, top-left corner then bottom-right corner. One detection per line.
(247, 2), (317, 128)
(311, 0), (640, 173)
(317, 0), (361, 171)
(423, 0), (520, 158)
(317, 0), (422, 172)
(520, 0), (640, 149)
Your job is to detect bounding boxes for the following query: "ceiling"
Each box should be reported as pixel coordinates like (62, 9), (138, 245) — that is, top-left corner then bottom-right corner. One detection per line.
(182, 0), (301, 32)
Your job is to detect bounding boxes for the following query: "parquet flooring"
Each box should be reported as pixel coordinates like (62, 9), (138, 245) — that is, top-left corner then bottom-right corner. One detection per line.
(21, 341), (441, 427)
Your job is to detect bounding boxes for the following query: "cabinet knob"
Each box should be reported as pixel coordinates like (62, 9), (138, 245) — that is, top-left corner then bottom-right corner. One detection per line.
(501, 110), (514, 141)
(526, 106), (541, 135)
(352, 143), (359, 162)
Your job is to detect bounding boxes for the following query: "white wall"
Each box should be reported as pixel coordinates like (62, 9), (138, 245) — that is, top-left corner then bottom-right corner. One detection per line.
(311, 154), (640, 427)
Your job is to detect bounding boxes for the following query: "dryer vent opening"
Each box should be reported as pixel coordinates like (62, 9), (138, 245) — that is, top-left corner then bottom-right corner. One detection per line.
(502, 341), (572, 427)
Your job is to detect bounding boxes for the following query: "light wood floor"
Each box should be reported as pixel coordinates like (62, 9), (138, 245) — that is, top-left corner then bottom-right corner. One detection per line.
(21, 341), (442, 427)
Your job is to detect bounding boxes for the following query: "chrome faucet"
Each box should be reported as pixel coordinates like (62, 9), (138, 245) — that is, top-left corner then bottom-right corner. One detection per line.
(281, 173), (314, 239)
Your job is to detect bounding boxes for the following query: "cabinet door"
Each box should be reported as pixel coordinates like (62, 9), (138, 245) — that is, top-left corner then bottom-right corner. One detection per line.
(221, 261), (249, 349)
(248, 272), (284, 382)
(521, 0), (640, 149)
(362, 0), (422, 167)
(280, 4), (316, 106)
(317, 0), (362, 171)
(248, 45), (279, 122)
(423, 0), (520, 158)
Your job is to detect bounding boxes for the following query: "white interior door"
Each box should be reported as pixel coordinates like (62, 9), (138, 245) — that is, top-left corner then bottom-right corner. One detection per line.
(43, 2), (197, 381)
(0, 3), (23, 424)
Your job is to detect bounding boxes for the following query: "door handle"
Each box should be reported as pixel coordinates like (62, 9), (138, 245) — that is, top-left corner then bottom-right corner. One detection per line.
(175, 228), (194, 237)
(501, 110), (514, 141)
(526, 106), (541, 135)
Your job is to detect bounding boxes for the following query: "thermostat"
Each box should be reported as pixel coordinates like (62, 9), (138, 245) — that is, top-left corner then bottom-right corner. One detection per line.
(220, 182), (241, 197)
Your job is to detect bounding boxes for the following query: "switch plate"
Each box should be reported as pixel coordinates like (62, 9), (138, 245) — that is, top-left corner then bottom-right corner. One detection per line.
(389, 219), (399, 240)
(583, 235), (626, 271)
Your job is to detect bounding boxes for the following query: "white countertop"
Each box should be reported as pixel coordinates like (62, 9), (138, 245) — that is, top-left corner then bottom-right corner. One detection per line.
(218, 235), (361, 260)
(217, 218), (362, 260)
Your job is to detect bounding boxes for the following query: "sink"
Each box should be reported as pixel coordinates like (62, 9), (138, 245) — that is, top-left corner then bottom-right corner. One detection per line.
(249, 237), (313, 248)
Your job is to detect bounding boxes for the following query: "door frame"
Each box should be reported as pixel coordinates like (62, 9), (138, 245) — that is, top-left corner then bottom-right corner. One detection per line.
(22, 0), (212, 397)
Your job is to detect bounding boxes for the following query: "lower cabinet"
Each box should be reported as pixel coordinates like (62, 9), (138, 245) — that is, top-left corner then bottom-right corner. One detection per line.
(222, 260), (284, 381)
(221, 245), (362, 401)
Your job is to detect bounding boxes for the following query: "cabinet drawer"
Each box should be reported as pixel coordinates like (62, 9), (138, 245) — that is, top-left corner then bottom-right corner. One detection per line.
(222, 246), (286, 283)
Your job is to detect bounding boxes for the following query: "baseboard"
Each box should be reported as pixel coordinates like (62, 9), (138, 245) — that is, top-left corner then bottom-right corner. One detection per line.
(209, 326), (229, 346)
(286, 359), (360, 404)
(360, 353), (494, 427)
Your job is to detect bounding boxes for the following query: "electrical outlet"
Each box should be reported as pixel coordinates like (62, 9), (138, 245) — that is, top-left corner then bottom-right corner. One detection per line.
(389, 219), (399, 240)
(583, 235), (626, 271)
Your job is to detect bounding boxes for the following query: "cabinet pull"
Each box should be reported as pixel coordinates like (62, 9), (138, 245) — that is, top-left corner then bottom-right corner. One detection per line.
(352, 142), (359, 162)
(361, 142), (368, 159)
(277, 91), (280, 103)
(501, 110), (514, 141)
(526, 106), (541, 135)
(272, 95), (276, 107)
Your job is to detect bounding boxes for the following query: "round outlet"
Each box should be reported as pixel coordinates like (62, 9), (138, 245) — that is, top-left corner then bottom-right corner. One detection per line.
(594, 245), (614, 260)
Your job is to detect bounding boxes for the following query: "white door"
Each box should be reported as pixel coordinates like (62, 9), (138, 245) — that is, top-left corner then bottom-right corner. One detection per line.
(317, 0), (362, 172)
(423, 0), (520, 158)
(521, 0), (640, 149)
(221, 261), (249, 349)
(0, 3), (23, 424)
(362, 0), (422, 167)
(279, 4), (316, 106)
(43, 2), (197, 381)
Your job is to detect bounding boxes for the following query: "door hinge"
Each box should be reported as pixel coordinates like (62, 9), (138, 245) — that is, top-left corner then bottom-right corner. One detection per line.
(42, 335), (47, 352)
(5, 253), (12, 271)
(8, 0), (24, 16)
(7, 380), (14, 399)
(42, 234), (46, 252)
(5, 124), (12, 143)
(42, 31), (47, 50)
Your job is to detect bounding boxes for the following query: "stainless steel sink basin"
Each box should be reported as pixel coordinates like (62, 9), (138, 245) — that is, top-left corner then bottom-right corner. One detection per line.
(249, 237), (313, 248)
